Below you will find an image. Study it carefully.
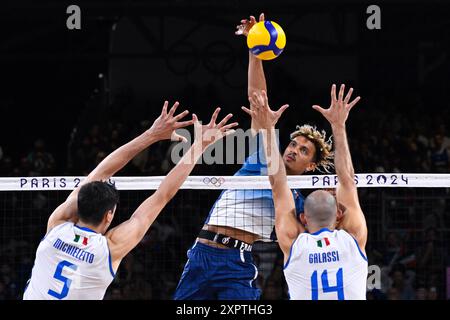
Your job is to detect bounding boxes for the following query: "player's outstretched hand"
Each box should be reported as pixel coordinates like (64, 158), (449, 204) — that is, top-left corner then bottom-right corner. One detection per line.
(147, 101), (195, 143)
(241, 90), (289, 129)
(312, 84), (361, 127)
(235, 13), (264, 36)
(193, 108), (238, 149)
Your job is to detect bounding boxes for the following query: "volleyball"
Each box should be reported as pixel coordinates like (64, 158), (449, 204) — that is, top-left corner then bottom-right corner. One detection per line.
(247, 21), (286, 60)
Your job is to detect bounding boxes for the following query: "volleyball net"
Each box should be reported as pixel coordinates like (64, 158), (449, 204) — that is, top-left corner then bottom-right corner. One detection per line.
(1, 173), (449, 300)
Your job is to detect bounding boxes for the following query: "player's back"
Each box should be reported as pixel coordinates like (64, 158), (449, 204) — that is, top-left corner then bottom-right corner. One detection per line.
(23, 222), (115, 300)
(284, 228), (368, 300)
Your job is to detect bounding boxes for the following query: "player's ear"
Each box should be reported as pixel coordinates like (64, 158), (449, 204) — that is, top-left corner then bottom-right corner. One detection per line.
(305, 162), (316, 172)
(299, 213), (307, 226)
(106, 210), (114, 224)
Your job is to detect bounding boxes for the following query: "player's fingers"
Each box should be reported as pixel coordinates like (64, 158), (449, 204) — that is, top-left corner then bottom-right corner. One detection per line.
(209, 107), (221, 126)
(250, 16), (256, 23)
(161, 100), (169, 115)
(223, 129), (237, 137)
(235, 23), (245, 34)
(344, 88), (353, 104)
(338, 84), (345, 102)
(192, 113), (199, 125)
(193, 114), (203, 133)
(259, 13), (265, 21)
(175, 119), (195, 128)
(171, 131), (187, 143)
(241, 106), (253, 116)
(248, 95), (258, 109)
(258, 93), (266, 108)
(331, 84), (337, 103)
(261, 90), (269, 109)
(253, 91), (264, 108)
(173, 109), (189, 122)
(168, 101), (180, 116)
(348, 96), (361, 111)
(276, 104), (289, 116)
(221, 122), (239, 131)
(312, 105), (327, 115)
(217, 113), (233, 128)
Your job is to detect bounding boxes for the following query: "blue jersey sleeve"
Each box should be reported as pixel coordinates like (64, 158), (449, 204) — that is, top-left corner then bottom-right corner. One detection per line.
(293, 189), (305, 217)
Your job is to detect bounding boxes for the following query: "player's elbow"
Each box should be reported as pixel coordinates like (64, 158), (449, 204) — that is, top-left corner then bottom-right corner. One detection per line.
(276, 225), (299, 250)
(275, 221), (299, 241)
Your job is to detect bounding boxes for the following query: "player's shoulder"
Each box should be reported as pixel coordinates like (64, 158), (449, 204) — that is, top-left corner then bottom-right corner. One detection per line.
(334, 227), (361, 241)
(335, 229), (368, 260)
(45, 221), (74, 238)
(333, 228), (355, 241)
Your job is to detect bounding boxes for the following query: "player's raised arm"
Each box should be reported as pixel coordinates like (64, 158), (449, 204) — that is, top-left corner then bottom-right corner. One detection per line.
(236, 13), (267, 133)
(106, 109), (237, 267)
(312, 84), (367, 251)
(47, 101), (193, 233)
(242, 91), (304, 258)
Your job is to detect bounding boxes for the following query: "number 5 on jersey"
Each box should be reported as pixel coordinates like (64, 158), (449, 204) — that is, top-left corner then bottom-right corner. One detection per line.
(48, 260), (78, 299)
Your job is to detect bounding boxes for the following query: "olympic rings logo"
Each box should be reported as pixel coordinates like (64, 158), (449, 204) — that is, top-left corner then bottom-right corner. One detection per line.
(202, 177), (225, 187)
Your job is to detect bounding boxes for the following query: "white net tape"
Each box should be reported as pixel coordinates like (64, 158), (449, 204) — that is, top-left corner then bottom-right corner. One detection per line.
(0, 174), (449, 191)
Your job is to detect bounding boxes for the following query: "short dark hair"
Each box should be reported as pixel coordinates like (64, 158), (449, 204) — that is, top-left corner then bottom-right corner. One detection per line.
(77, 181), (119, 226)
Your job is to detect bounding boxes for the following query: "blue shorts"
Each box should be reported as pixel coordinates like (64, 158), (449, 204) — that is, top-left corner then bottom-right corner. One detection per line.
(173, 241), (261, 300)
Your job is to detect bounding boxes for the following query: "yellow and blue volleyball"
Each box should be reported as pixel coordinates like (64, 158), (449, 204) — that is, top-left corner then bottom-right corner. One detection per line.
(247, 21), (286, 60)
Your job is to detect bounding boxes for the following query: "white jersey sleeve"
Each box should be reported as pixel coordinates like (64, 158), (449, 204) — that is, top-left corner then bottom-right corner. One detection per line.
(283, 228), (368, 300)
(23, 222), (115, 300)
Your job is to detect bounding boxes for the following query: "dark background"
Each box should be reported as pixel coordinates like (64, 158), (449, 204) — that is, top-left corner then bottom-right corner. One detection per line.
(0, 0), (449, 300)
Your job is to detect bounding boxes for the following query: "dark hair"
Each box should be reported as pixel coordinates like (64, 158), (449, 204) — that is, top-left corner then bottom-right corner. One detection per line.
(77, 181), (119, 226)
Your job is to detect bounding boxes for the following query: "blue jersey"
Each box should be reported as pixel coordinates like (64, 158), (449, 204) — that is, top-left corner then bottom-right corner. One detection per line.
(205, 133), (304, 241)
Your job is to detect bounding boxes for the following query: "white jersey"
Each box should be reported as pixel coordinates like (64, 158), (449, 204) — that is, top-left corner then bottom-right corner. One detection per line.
(206, 188), (304, 241)
(23, 222), (115, 300)
(284, 228), (368, 300)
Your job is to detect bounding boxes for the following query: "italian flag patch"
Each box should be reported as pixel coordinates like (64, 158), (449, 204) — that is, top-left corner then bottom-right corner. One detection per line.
(74, 234), (88, 245)
(317, 237), (330, 248)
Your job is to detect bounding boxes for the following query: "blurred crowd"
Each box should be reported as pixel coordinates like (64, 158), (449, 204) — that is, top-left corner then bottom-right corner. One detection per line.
(1, 91), (449, 177)
(0, 90), (449, 300)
